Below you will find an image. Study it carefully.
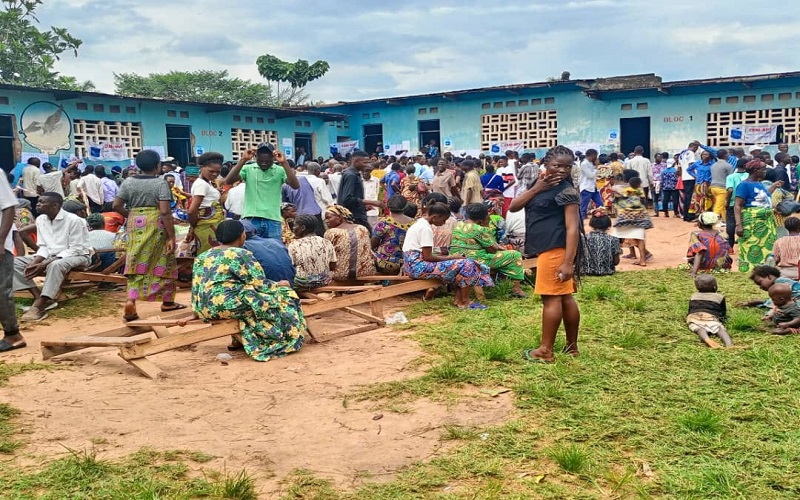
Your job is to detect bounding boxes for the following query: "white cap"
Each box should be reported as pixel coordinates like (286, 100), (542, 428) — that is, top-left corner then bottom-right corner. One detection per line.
(748, 145), (762, 153)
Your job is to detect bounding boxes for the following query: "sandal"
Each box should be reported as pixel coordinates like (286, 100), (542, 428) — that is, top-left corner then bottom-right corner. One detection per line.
(522, 349), (554, 363)
(20, 307), (48, 323)
(0, 339), (27, 352)
(161, 302), (188, 312)
(123, 313), (140, 322)
(21, 301), (58, 313)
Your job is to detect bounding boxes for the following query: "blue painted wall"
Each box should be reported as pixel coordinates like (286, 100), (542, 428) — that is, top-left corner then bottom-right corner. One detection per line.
(320, 76), (800, 158)
(0, 87), (334, 172)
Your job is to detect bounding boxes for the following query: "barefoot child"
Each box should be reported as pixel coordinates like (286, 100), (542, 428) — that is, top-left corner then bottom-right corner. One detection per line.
(739, 265), (800, 308)
(686, 274), (732, 348)
(510, 145), (582, 362)
(763, 283), (800, 334)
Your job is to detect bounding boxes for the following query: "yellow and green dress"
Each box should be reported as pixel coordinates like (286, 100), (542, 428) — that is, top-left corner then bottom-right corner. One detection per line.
(192, 246), (305, 361)
(450, 221), (525, 281)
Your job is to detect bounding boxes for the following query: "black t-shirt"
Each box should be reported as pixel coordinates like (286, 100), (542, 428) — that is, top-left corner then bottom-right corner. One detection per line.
(524, 180), (580, 257)
(338, 168), (367, 223)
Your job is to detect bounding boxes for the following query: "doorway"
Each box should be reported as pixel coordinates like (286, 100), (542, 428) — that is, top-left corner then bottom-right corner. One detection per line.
(418, 119), (440, 153)
(294, 132), (313, 163)
(363, 124), (383, 156)
(166, 125), (192, 166)
(619, 117), (650, 158)
(0, 115), (15, 174)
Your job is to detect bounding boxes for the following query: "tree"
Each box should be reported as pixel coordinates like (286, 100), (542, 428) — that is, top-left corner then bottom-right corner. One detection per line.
(0, 0), (94, 90)
(256, 54), (330, 106)
(114, 70), (276, 107)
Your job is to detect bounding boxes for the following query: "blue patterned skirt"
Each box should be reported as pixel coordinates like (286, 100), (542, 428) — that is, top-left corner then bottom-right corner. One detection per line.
(402, 250), (493, 288)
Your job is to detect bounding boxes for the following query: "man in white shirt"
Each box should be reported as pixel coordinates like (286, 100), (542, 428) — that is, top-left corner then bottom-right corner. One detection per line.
(13, 192), (92, 322)
(224, 182), (246, 219)
(627, 146), (654, 206)
(36, 163), (64, 197)
(17, 157), (41, 213)
(0, 173), (23, 351)
(362, 166), (381, 228)
(77, 165), (105, 214)
(496, 157), (517, 216)
(578, 149), (602, 220)
(679, 141), (700, 221)
(305, 162), (333, 212)
(328, 164), (343, 201)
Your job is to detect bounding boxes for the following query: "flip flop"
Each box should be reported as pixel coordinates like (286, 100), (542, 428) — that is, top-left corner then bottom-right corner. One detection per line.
(522, 349), (554, 363)
(622, 255), (637, 260)
(20, 307), (48, 323)
(632, 262), (647, 267)
(161, 303), (188, 312)
(0, 339), (27, 352)
(469, 302), (488, 310)
(21, 302), (58, 313)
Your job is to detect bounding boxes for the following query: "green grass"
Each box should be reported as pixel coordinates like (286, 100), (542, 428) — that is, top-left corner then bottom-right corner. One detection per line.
(333, 269), (800, 498)
(2, 268), (799, 498)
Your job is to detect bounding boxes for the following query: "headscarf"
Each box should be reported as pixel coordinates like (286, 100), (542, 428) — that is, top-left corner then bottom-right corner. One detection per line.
(590, 207), (608, 218)
(745, 159), (765, 173)
(697, 211), (719, 227)
(325, 204), (354, 222)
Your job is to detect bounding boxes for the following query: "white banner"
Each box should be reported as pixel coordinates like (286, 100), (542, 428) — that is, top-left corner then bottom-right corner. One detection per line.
(330, 140), (359, 156)
(88, 139), (129, 161)
(143, 145), (166, 159)
(489, 140), (525, 155)
(729, 125), (778, 144)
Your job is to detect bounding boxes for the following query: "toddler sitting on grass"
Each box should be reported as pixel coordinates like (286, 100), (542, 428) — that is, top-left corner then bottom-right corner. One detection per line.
(763, 283), (800, 335)
(686, 275), (732, 348)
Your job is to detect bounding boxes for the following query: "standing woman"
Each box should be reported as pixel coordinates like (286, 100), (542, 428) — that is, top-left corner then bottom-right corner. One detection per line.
(687, 150), (715, 218)
(113, 150), (181, 322)
(735, 160), (779, 272)
(185, 152), (224, 254)
(509, 145), (582, 363)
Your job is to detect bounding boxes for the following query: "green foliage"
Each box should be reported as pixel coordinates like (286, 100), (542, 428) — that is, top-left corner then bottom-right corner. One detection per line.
(0, 0), (93, 90)
(114, 70), (276, 108)
(549, 443), (591, 474)
(256, 54), (330, 106)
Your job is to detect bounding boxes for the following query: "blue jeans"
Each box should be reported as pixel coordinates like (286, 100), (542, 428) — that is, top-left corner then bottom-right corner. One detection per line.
(580, 190), (604, 219)
(243, 217), (283, 240)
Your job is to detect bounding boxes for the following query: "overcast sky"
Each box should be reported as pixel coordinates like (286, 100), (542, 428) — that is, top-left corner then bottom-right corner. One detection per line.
(40, 0), (799, 103)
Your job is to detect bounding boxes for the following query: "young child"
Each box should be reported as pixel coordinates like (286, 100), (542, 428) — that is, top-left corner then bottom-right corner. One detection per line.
(739, 265), (800, 308)
(509, 145), (582, 363)
(772, 217), (800, 279)
(166, 174), (189, 210)
(581, 208), (621, 276)
(764, 283), (800, 334)
(686, 274), (732, 348)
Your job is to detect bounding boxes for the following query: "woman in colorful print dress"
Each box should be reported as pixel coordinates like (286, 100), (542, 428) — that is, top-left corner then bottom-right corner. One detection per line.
(192, 220), (305, 361)
(324, 204), (376, 281)
(371, 195), (413, 275)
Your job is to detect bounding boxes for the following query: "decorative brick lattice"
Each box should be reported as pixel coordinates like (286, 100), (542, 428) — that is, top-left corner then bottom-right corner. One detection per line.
(230, 129), (278, 160)
(480, 110), (558, 150)
(706, 108), (800, 147)
(73, 120), (143, 159)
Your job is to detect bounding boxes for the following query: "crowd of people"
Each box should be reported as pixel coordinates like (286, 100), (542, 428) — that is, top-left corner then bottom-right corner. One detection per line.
(1, 139), (799, 361)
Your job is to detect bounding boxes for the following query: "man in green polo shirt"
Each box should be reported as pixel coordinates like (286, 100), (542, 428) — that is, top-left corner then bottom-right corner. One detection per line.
(223, 142), (300, 240)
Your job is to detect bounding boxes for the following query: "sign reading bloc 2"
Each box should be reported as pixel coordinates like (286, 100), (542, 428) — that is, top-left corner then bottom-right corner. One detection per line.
(729, 125), (778, 144)
(330, 140), (360, 156)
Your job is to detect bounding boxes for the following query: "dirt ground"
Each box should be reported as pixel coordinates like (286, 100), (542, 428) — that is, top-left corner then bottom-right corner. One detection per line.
(0, 215), (708, 496)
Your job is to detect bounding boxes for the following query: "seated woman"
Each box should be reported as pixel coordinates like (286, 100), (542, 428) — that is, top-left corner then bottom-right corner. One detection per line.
(191, 220), (306, 361)
(423, 193), (455, 255)
(772, 217), (800, 279)
(451, 202), (526, 298)
(402, 202), (493, 309)
(287, 214), (337, 290)
(581, 208), (621, 276)
(324, 205), (376, 281)
(686, 211), (732, 276)
(371, 195), (413, 275)
(281, 203), (297, 245)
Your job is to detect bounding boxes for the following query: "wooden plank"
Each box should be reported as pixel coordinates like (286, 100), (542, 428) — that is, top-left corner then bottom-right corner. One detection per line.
(151, 326), (171, 339)
(125, 311), (196, 326)
(67, 272), (126, 284)
(316, 323), (382, 342)
(342, 307), (385, 326)
(522, 258), (538, 269)
(302, 279), (439, 316)
(125, 357), (166, 380)
(118, 322), (239, 360)
(355, 275), (412, 282)
(370, 299), (384, 319)
(42, 333), (154, 348)
(313, 285), (383, 293)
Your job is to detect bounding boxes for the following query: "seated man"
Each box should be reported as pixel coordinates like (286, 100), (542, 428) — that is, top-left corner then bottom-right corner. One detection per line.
(86, 213), (118, 271)
(241, 220), (296, 286)
(13, 192), (92, 322)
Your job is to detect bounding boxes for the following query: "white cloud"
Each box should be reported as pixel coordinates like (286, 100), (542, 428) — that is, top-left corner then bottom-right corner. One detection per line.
(33, 0), (800, 103)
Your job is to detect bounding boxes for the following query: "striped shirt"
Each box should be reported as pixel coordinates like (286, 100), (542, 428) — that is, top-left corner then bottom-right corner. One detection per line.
(773, 233), (800, 269)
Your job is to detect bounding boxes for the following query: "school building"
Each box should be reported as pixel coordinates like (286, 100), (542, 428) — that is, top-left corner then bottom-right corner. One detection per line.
(1, 71), (799, 173)
(315, 71), (800, 159)
(0, 83), (345, 173)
